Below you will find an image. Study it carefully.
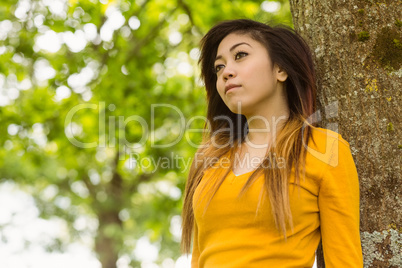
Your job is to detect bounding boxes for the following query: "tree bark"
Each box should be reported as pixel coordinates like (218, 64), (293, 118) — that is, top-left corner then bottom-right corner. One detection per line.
(95, 153), (124, 268)
(95, 211), (122, 268)
(289, 1), (401, 267)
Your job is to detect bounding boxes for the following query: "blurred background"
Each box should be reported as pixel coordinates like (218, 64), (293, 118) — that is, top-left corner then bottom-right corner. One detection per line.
(0, 0), (292, 267)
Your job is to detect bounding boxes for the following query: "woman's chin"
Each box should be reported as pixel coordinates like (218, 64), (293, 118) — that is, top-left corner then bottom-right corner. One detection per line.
(227, 103), (250, 115)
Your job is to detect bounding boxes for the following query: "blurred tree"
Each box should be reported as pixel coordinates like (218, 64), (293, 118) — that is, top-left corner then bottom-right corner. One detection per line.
(290, 0), (401, 267)
(0, 0), (292, 267)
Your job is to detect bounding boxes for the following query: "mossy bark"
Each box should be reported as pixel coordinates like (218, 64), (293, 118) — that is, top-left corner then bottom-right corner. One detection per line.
(289, 1), (401, 267)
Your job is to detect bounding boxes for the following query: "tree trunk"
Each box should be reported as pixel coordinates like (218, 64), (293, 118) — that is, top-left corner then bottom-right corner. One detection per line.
(95, 211), (122, 268)
(289, 1), (401, 267)
(95, 153), (124, 268)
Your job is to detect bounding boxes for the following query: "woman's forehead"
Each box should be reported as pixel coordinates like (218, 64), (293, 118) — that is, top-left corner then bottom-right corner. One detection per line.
(216, 32), (267, 59)
(217, 33), (256, 52)
(218, 33), (254, 47)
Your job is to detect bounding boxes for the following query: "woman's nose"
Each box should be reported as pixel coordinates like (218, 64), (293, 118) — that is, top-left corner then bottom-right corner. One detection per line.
(222, 65), (236, 80)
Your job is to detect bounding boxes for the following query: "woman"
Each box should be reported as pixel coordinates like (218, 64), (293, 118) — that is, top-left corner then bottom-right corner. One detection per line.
(181, 19), (363, 267)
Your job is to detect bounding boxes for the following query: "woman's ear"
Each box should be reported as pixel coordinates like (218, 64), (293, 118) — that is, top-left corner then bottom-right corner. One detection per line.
(275, 65), (288, 82)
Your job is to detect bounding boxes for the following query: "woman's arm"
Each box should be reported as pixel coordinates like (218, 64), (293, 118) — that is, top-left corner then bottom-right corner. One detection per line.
(318, 136), (363, 267)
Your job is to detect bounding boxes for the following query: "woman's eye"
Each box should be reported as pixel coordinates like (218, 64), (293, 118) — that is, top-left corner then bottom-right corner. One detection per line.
(214, 64), (224, 73)
(235, 51), (248, 60)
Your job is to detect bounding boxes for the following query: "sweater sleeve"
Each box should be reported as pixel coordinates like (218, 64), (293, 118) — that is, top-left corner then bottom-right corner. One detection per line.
(191, 222), (200, 268)
(318, 137), (363, 267)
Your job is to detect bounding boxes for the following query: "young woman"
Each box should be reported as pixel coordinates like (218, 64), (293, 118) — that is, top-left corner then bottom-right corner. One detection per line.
(181, 19), (363, 267)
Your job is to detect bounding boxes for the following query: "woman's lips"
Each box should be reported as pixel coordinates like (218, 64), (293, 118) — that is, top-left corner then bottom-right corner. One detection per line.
(225, 84), (241, 93)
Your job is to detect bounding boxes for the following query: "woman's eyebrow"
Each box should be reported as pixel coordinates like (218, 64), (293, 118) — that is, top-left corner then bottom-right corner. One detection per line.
(215, 42), (252, 62)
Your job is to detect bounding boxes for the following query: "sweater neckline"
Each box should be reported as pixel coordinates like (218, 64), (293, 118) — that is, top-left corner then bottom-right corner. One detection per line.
(231, 169), (255, 177)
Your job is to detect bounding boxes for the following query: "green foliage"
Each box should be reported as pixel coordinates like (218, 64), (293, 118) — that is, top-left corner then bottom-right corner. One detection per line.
(0, 0), (292, 266)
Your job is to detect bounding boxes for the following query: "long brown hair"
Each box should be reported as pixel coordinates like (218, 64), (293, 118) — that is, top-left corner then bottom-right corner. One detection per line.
(181, 19), (317, 254)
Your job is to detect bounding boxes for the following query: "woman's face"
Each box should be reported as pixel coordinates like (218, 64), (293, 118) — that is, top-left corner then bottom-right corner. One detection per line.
(214, 33), (288, 116)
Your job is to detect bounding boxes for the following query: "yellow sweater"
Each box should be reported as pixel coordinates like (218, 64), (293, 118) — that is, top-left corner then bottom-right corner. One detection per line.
(191, 128), (363, 267)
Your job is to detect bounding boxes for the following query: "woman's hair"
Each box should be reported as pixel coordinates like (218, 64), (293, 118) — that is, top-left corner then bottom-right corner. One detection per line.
(181, 19), (317, 253)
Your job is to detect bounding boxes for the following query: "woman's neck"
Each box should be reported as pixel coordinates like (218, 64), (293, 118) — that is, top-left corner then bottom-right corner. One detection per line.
(244, 109), (289, 148)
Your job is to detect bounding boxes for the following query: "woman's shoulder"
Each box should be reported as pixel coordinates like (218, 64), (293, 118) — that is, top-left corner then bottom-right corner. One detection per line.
(310, 126), (349, 145)
(307, 126), (353, 168)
